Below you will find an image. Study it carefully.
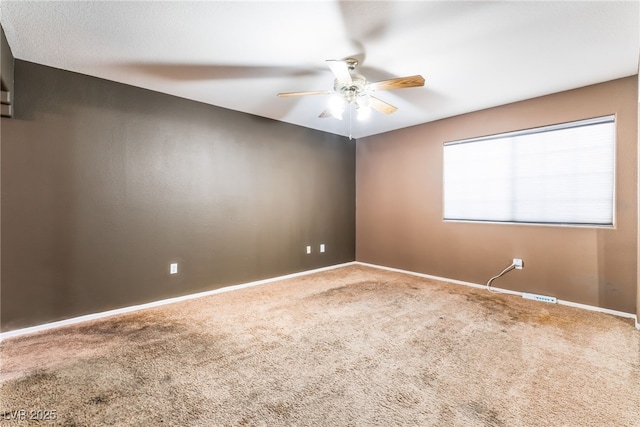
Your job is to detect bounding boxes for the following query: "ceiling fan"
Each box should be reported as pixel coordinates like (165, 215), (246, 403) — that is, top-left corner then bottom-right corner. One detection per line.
(277, 58), (425, 121)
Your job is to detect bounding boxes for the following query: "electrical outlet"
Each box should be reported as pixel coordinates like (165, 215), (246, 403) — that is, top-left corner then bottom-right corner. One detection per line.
(306, 246), (311, 254)
(170, 263), (178, 274)
(513, 258), (524, 269)
(320, 244), (325, 253)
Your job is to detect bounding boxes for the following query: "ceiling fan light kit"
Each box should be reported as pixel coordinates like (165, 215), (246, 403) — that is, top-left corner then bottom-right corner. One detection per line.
(278, 57), (425, 124)
(328, 94), (347, 120)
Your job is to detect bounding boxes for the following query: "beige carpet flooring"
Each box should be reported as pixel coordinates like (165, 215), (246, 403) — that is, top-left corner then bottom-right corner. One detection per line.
(1, 264), (639, 426)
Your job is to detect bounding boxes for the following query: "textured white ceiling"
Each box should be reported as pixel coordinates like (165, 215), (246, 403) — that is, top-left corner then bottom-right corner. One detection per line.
(1, 1), (638, 138)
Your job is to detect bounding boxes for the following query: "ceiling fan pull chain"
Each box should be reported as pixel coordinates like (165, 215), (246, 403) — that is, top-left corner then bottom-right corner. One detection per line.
(349, 103), (353, 140)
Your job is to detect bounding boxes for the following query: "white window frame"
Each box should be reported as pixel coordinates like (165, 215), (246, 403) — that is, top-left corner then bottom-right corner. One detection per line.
(442, 115), (616, 228)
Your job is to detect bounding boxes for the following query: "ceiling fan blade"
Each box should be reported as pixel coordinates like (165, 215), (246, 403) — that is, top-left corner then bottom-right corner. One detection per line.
(369, 96), (398, 115)
(326, 59), (352, 84)
(367, 75), (425, 91)
(277, 90), (332, 97)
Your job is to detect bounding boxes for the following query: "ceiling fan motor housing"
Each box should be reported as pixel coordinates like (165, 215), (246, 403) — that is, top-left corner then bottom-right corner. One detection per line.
(334, 73), (367, 103)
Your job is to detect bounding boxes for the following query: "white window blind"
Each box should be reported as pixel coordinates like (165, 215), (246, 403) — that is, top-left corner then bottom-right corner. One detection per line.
(443, 115), (616, 226)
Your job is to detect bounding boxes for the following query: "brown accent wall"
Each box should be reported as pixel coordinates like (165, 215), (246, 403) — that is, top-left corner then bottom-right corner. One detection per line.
(1, 60), (355, 331)
(357, 76), (638, 314)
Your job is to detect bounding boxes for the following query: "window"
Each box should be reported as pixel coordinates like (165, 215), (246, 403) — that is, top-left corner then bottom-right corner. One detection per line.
(443, 115), (616, 226)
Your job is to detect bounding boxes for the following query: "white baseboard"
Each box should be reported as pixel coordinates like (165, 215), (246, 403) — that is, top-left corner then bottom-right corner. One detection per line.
(356, 261), (638, 324)
(2, 260), (636, 340)
(355, 262), (522, 296)
(0, 261), (357, 341)
(557, 299), (637, 322)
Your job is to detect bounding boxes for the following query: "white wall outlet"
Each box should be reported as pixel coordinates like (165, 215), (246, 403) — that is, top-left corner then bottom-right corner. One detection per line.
(306, 246), (311, 254)
(513, 258), (524, 269)
(170, 263), (178, 274)
(320, 244), (325, 253)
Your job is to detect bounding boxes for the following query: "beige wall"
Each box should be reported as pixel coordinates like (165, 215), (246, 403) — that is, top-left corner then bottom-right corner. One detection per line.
(357, 76), (638, 314)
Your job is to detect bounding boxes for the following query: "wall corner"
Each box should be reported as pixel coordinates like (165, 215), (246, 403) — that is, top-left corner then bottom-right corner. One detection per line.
(637, 66), (640, 326)
(1, 23), (15, 117)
